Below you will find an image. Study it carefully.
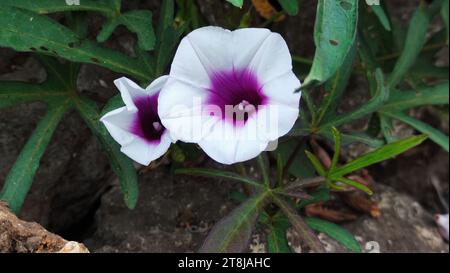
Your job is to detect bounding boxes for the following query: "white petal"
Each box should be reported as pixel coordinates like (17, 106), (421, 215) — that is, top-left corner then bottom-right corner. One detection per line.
(260, 72), (301, 139)
(101, 76), (173, 165)
(169, 26), (231, 89)
(262, 71), (301, 108)
(114, 77), (147, 111)
(247, 32), (294, 85)
(100, 107), (137, 146)
(120, 131), (172, 166)
(158, 79), (219, 142)
(230, 28), (272, 70)
(145, 75), (169, 96)
(170, 27), (278, 89)
(198, 120), (269, 165)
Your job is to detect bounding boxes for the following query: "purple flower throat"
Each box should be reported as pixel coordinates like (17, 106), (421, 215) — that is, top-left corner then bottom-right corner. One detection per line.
(130, 93), (165, 144)
(207, 68), (267, 125)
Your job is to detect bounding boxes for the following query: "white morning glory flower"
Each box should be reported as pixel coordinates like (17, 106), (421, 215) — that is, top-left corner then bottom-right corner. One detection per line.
(101, 76), (174, 166)
(158, 26), (301, 164)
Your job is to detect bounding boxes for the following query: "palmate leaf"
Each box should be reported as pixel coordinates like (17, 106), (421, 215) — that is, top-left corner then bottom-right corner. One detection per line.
(97, 10), (156, 51)
(74, 97), (139, 209)
(0, 6), (152, 82)
(0, 56), (139, 212)
(1, 0), (119, 16)
(303, 0), (358, 88)
(199, 191), (269, 253)
(0, 100), (71, 213)
(3, 0), (156, 51)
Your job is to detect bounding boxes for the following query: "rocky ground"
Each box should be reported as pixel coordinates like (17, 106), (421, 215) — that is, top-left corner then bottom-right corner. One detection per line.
(0, 0), (448, 253)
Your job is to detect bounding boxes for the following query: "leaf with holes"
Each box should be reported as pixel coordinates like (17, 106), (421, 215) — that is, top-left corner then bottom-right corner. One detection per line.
(97, 10), (156, 51)
(0, 6), (151, 81)
(303, 0), (358, 88)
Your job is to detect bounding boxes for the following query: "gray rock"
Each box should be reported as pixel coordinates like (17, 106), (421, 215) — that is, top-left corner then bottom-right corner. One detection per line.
(84, 168), (239, 253)
(342, 184), (449, 253)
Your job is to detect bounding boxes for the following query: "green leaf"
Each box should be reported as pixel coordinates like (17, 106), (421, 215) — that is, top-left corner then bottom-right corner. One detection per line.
(443, 0), (449, 41)
(371, 4), (391, 31)
(97, 10), (156, 51)
(384, 111), (449, 152)
(3, 1), (155, 51)
(303, 0), (358, 88)
(319, 69), (389, 130)
(267, 215), (291, 253)
(101, 95), (125, 116)
(0, 81), (69, 109)
(330, 134), (428, 178)
(318, 131), (385, 148)
(381, 82), (449, 112)
(0, 6), (151, 81)
(329, 127), (341, 173)
(0, 100), (71, 213)
(316, 42), (357, 125)
(388, 3), (431, 88)
(226, 0), (244, 8)
(334, 177), (373, 195)
(74, 97), (139, 209)
(305, 217), (361, 252)
(276, 152), (284, 186)
(305, 151), (327, 177)
(199, 191), (269, 253)
(175, 168), (264, 188)
(407, 57), (449, 81)
(274, 139), (316, 178)
(257, 154), (270, 187)
(278, 0), (299, 16)
(1, 0), (119, 17)
(298, 186), (330, 208)
(273, 196), (325, 252)
(154, 0), (188, 75)
(66, 12), (89, 39)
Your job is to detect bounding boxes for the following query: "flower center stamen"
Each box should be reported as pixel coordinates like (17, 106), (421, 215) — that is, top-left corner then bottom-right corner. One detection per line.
(152, 121), (162, 131)
(207, 69), (267, 126)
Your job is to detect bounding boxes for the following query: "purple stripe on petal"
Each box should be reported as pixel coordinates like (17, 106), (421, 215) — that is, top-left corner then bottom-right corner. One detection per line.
(206, 68), (267, 126)
(130, 92), (166, 144)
